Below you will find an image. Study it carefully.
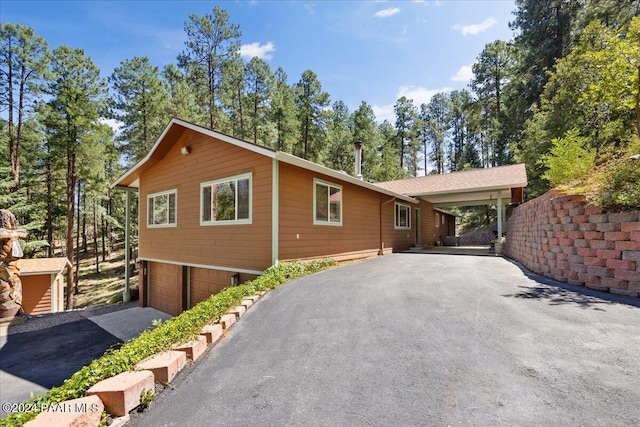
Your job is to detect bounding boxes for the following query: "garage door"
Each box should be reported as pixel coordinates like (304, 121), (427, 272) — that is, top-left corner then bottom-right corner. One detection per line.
(148, 262), (181, 316)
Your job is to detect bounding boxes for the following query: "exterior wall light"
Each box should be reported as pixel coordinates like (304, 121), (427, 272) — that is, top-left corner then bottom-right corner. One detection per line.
(181, 146), (191, 155)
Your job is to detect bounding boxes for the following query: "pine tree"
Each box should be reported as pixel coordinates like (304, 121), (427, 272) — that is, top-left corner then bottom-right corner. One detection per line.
(109, 56), (168, 164)
(42, 45), (107, 309)
(325, 100), (353, 173)
(244, 57), (274, 146)
(0, 23), (49, 192)
(162, 63), (204, 124)
(394, 96), (417, 172)
(178, 6), (241, 130)
(270, 67), (297, 152)
(294, 70), (329, 162)
(471, 40), (515, 166)
(351, 101), (379, 180)
(424, 93), (450, 174)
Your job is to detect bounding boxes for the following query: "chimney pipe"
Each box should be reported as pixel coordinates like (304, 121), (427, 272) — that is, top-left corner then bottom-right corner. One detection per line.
(354, 141), (363, 180)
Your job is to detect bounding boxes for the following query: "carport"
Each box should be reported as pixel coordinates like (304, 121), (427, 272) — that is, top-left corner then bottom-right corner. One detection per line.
(376, 164), (528, 242)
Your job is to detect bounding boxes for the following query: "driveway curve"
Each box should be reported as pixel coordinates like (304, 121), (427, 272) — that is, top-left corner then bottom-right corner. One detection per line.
(131, 253), (640, 426)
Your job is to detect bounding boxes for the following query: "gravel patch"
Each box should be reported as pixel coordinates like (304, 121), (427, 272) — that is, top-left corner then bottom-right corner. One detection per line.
(5, 301), (138, 335)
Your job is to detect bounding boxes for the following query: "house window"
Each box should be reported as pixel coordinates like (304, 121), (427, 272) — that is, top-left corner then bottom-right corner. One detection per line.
(314, 179), (342, 226)
(395, 203), (411, 229)
(147, 189), (177, 228)
(201, 173), (252, 225)
(435, 212), (440, 227)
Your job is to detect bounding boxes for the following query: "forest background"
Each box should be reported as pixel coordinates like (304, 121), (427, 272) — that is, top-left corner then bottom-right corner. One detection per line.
(1, 0), (640, 308)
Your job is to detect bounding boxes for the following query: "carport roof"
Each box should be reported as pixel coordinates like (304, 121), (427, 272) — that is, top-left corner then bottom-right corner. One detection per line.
(374, 164), (527, 199)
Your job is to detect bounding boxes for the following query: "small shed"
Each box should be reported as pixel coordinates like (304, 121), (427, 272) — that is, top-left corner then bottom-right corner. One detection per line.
(19, 258), (71, 315)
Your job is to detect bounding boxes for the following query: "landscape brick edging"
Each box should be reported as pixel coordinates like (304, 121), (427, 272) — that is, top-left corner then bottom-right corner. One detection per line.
(505, 190), (640, 297)
(23, 294), (263, 427)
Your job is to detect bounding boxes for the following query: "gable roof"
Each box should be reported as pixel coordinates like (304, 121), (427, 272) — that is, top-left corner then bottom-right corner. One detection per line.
(374, 164), (528, 197)
(111, 118), (417, 204)
(19, 257), (72, 276)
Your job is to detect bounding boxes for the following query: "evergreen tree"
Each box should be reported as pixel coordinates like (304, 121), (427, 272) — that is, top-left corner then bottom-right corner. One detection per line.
(178, 6), (241, 130)
(424, 93), (450, 174)
(270, 67), (298, 152)
(372, 120), (407, 182)
(294, 69), (329, 162)
(41, 45), (107, 309)
(471, 40), (514, 166)
(0, 23), (49, 192)
(325, 100), (352, 173)
(220, 57), (246, 138)
(109, 56), (168, 164)
(162, 63), (204, 124)
(448, 90), (474, 171)
(351, 101), (379, 180)
(393, 96), (417, 173)
(510, 0), (581, 109)
(244, 56), (274, 145)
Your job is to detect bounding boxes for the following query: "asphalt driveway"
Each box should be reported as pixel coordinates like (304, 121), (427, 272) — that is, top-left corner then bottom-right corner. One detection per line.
(0, 305), (171, 419)
(131, 253), (640, 426)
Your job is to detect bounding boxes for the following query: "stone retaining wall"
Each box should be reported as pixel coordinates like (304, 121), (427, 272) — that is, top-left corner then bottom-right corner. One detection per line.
(505, 190), (640, 297)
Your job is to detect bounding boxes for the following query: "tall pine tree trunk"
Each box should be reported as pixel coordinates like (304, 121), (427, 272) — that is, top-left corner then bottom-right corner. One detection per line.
(65, 142), (76, 310)
(74, 180), (81, 295)
(82, 190), (87, 254)
(101, 200), (106, 262)
(46, 157), (54, 257)
(93, 198), (99, 273)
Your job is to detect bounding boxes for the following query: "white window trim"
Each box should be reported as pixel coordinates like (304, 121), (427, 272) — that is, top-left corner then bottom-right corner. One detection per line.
(313, 178), (343, 226)
(435, 212), (440, 228)
(147, 189), (177, 228)
(200, 172), (253, 226)
(394, 202), (411, 230)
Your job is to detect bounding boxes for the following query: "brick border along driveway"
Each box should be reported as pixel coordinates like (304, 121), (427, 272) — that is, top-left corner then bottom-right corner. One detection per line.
(131, 253), (640, 426)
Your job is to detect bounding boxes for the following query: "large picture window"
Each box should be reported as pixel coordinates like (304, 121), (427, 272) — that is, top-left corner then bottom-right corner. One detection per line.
(314, 179), (342, 226)
(147, 189), (177, 228)
(201, 173), (252, 225)
(395, 203), (411, 229)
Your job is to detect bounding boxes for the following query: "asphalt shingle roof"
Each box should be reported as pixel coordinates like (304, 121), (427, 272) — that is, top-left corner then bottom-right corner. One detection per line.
(374, 164), (527, 196)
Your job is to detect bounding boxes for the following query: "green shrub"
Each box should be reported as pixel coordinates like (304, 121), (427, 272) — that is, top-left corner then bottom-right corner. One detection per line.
(0, 259), (337, 427)
(599, 158), (640, 211)
(540, 128), (596, 187)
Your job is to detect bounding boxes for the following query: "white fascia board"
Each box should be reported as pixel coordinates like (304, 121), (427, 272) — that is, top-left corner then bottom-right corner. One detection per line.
(411, 184), (527, 198)
(276, 152), (417, 204)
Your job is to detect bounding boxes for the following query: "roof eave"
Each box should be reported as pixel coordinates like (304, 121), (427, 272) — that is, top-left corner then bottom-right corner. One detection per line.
(111, 118), (277, 189)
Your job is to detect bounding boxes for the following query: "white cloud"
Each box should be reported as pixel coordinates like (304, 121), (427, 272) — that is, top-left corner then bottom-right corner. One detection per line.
(100, 118), (122, 136)
(451, 64), (474, 82)
(240, 41), (276, 60)
(374, 7), (401, 18)
(372, 104), (395, 123)
(397, 85), (452, 106)
(452, 17), (497, 36)
(373, 85), (453, 123)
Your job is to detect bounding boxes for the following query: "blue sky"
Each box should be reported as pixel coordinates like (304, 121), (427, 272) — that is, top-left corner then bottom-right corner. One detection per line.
(2, 0), (516, 123)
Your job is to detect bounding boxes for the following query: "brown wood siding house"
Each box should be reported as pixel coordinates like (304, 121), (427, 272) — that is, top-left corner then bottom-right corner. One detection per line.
(113, 119), (420, 315)
(113, 118), (526, 316)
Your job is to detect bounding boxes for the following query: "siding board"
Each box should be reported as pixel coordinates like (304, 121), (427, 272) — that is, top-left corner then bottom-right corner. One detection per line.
(139, 131), (273, 272)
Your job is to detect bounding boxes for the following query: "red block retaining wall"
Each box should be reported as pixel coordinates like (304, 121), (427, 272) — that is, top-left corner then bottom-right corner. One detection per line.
(505, 190), (640, 297)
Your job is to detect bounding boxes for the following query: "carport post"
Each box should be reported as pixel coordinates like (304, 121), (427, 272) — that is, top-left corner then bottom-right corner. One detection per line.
(122, 188), (136, 303)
